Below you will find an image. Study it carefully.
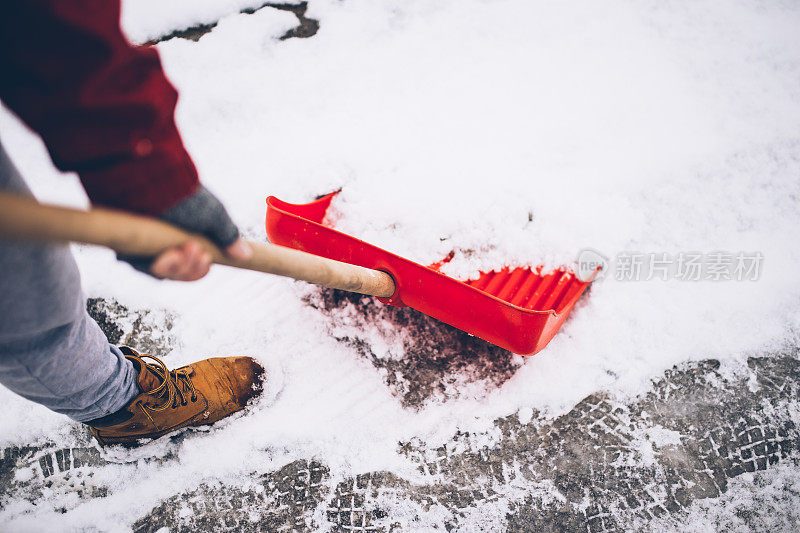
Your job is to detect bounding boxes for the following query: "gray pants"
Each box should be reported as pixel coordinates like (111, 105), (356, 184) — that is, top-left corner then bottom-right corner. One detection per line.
(0, 140), (139, 422)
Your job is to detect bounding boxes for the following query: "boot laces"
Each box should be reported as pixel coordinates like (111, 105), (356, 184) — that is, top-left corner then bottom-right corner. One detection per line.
(137, 354), (199, 425)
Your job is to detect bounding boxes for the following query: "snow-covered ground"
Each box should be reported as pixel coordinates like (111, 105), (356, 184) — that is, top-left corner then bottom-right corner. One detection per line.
(1, 0), (800, 530)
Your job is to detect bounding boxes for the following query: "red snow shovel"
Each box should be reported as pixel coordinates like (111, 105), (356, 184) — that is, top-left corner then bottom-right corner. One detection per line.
(266, 192), (595, 356)
(0, 191), (593, 356)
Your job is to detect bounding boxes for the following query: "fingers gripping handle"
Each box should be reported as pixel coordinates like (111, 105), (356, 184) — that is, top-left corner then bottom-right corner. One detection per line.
(0, 192), (396, 298)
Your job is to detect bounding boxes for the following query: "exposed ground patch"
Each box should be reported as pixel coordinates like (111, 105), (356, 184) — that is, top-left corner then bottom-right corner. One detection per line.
(304, 288), (523, 408)
(146, 2), (319, 45)
(86, 297), (176, 356)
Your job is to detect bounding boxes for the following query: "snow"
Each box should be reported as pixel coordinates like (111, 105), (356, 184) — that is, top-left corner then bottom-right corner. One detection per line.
(517, 406), (534, 425)
(2, 0), (800, 529)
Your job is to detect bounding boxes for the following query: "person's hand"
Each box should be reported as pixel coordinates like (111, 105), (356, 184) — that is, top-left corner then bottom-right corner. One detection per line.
(150, 238), (251, 281)
(119, 185), (252, 281)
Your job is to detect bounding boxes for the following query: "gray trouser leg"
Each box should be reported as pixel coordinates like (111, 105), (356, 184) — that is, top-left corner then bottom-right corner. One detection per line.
(0, 139), (140, 422)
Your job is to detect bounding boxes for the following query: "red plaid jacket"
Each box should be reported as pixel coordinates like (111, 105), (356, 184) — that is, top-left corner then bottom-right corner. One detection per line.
(0, 0), (199, 215)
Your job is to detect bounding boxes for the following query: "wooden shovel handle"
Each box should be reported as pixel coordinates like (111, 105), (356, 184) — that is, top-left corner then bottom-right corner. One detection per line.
(0, 192), (396, 298)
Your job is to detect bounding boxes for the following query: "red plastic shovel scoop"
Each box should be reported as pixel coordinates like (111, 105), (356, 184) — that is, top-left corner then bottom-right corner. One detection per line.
(266, 192), (594, 356)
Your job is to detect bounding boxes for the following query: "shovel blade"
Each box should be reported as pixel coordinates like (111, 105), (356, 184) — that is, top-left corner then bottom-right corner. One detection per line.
(266, 193), (593, 356)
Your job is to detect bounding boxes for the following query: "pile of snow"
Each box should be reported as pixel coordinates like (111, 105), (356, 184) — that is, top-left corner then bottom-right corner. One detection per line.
(1, 0), (800, 528)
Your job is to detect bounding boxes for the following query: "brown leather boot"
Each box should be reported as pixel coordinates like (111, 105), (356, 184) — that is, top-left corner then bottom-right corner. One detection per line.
(89, 347), (263, 446)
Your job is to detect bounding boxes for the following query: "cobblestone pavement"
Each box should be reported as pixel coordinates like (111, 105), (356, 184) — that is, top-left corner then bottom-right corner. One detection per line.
(1, 296), (799, 531)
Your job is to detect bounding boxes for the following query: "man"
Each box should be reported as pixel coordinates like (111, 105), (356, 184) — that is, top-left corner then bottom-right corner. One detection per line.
(0, 2), (264, 446)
